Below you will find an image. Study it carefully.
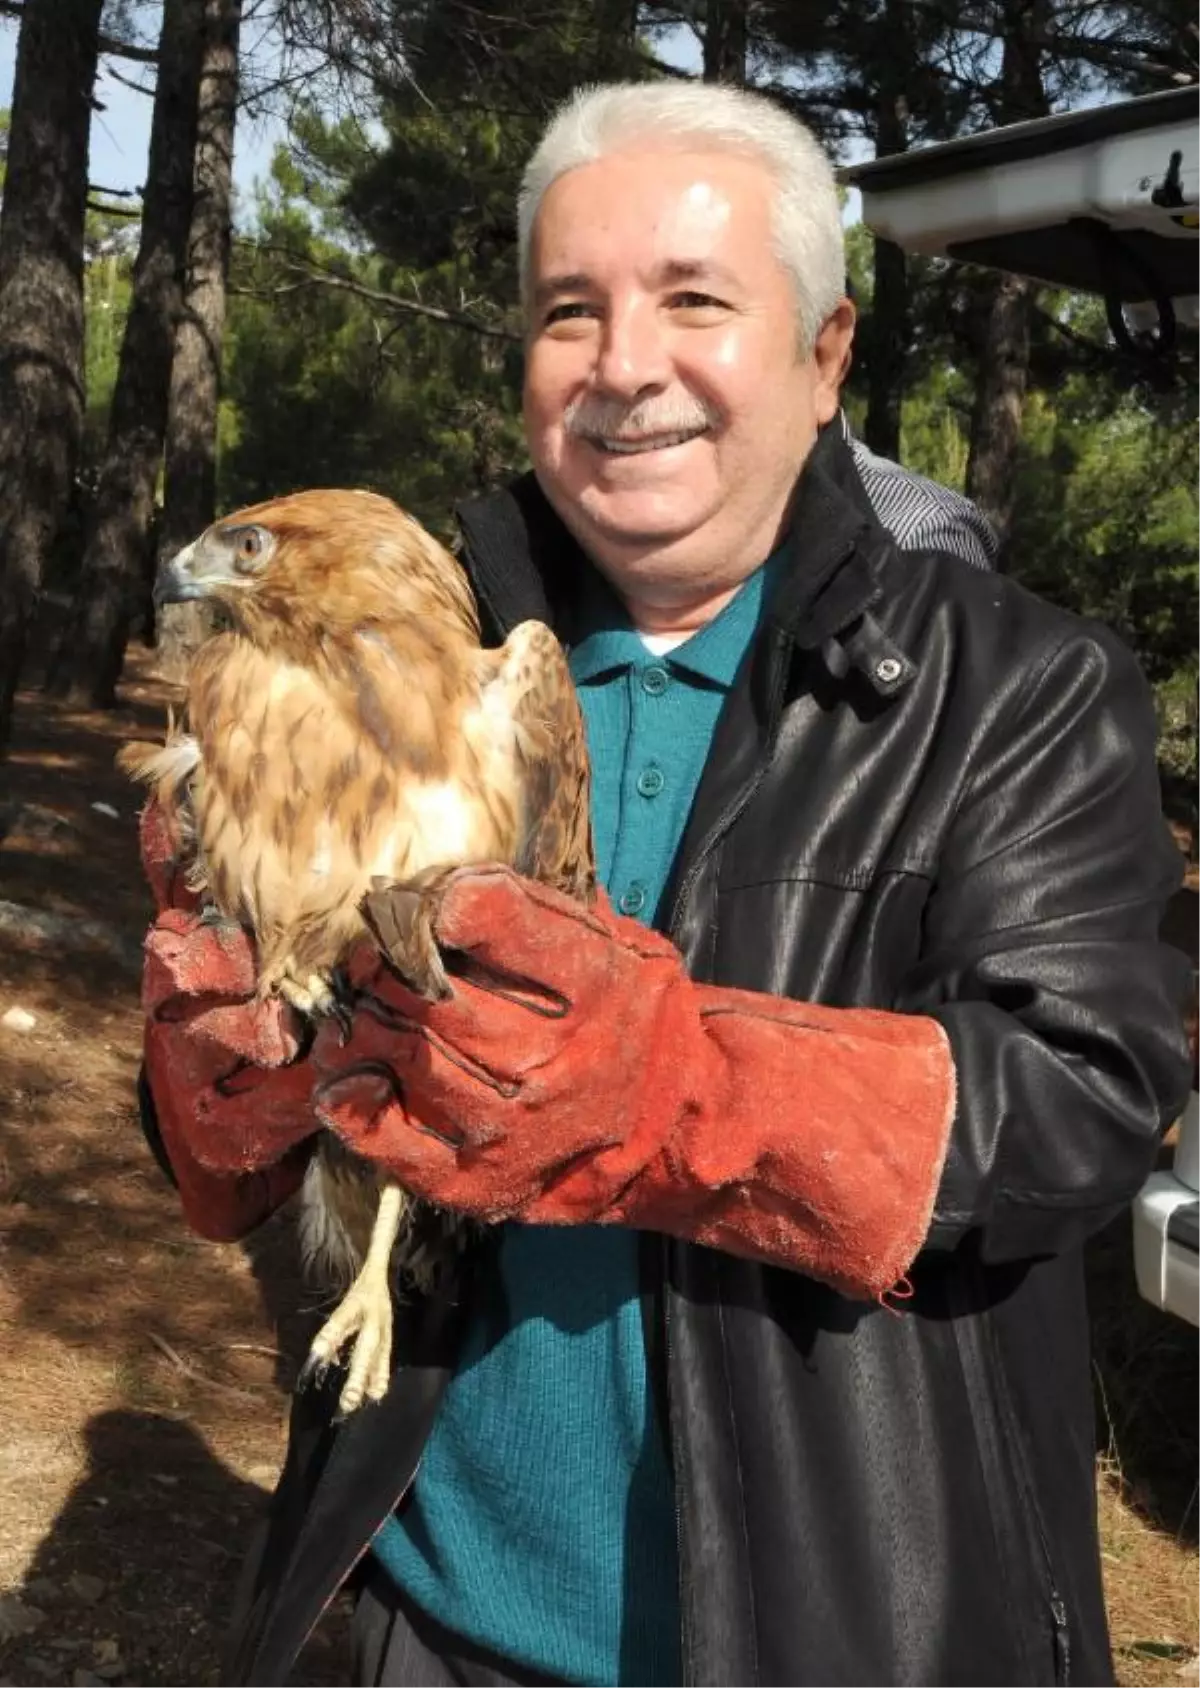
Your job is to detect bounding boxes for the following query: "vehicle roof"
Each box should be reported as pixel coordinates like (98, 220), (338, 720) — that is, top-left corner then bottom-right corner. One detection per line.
(842, 85), (1198, 303)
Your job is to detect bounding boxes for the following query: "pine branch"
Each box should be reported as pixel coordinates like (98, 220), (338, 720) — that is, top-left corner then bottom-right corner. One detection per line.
(98, 29), (158, 64)
(88, 199), (142, 218)
(105, 64), (156, 97)
(233, 243), (522, 342)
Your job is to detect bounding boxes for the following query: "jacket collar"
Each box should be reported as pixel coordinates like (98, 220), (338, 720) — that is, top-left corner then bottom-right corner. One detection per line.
(454, 420), (911, 696)
(453, 472), (583, 640)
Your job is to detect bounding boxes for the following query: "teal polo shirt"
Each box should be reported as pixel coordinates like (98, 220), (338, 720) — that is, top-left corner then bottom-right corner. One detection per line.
(372, 556), (776, 1686)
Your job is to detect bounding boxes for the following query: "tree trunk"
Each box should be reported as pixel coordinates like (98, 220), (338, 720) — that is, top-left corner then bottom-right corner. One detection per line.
(863, 236), (907, 459)
(0, 0), (102, 755)
(702, 0), (748, 84)
(964, 269), (1035, 546)
(963, 0), (1048, 559)
(154, 0), (243, 681)
(862, 61), (909, 461)
(48, 0), (206, 706)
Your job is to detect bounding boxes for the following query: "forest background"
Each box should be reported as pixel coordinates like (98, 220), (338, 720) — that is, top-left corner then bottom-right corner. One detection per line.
(0, 0), (1196, 815)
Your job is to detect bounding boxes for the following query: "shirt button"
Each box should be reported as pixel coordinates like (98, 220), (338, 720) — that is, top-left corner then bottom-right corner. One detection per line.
(641, 665), (670, 695)
(619, 883), (647, 916)
(636, 765), (664, 798)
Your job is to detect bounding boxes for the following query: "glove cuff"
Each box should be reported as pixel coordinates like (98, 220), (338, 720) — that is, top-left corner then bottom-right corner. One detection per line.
(564, 992), (956, 1301)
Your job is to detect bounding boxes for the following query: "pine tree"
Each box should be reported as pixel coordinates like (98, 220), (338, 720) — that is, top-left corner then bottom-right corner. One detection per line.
(49, 0), (207, 706)
(0, 0), (103, 752)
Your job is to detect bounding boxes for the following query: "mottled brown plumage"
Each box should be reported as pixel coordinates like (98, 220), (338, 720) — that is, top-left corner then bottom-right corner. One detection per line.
(121, 488), (594, 1410)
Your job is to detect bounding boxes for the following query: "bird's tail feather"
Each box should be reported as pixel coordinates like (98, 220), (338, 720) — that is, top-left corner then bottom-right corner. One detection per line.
(115, 727), (201, 798)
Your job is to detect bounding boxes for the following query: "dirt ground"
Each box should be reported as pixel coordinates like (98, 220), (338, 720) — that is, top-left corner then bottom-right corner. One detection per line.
(0, 650), (350, 1688)
(0, 645), (1195, 1687)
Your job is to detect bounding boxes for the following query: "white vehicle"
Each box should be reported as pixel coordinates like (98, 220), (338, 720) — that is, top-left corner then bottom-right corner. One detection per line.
(846, 86), (1199, 1325)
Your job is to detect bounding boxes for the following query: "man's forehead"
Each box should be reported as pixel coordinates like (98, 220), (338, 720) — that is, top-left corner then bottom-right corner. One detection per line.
(538, 150), (766, 219)
(530, 153), (775, 290)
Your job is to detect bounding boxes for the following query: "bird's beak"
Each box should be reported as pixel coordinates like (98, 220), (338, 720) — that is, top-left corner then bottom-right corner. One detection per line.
(153, 540), (216, 607)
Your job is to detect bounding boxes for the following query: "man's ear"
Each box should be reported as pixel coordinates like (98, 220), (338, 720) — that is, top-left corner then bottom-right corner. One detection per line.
(811, 299), (857, 426)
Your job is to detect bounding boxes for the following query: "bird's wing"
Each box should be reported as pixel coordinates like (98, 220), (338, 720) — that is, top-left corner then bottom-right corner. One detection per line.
(488, 619), (596, 906)
(362, 618), (595, 991)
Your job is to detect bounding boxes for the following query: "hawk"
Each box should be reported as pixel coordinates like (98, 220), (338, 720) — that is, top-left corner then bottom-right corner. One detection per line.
(121, 489), (594, 1413)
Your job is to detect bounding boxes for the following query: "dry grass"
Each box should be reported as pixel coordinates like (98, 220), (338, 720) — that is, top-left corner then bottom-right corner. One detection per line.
(1100, 1474), (1198, 1687)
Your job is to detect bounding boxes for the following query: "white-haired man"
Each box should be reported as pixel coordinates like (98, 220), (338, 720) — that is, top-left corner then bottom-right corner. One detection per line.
(137, 82), (1189, 1687)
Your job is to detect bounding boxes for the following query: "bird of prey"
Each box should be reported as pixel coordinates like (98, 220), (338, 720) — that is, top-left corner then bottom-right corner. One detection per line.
(121, 489), (594, 1413)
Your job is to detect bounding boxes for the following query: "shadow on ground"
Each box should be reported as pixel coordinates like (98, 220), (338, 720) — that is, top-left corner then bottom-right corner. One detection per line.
(0, 1409), (350, 1687)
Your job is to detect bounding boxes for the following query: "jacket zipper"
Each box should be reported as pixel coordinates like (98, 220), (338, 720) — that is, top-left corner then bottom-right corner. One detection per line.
(991, 1355), (1073, 1685)
(945, 1269), (1071, 1685)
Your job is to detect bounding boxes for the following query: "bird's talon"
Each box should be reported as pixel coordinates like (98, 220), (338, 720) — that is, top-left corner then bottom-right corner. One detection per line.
(296, 1352), (334, 1392)
(330, 968), (359, 1040)
(198, 903), (240, 930)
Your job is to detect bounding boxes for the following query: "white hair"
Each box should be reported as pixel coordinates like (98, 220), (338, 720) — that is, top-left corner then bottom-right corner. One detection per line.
(518, 82), (845, 352)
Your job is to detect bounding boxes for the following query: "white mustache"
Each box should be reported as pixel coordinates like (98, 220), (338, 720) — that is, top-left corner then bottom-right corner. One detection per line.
(564, 392), (717, 440)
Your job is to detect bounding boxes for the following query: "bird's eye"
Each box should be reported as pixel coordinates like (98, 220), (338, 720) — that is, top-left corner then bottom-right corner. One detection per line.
(230, 526), (267, 574)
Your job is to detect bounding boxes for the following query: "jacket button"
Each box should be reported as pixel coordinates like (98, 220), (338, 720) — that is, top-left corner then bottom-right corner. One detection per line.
(875, 656), (903, 684)
(636, 765), (664, 798)
(641, 665), (670, 695)
(619, 883), (647, 915)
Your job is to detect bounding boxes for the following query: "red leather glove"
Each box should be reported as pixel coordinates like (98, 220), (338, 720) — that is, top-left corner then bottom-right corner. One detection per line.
(312, 866), (956, 1300)
(137, 802), (316, 1241)
(139, 797), (202, 915)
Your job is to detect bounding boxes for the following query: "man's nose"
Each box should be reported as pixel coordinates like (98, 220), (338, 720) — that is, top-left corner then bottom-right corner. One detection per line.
(593, 299), (671, 396)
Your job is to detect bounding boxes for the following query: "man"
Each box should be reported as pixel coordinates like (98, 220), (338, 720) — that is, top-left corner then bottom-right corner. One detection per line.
(138, 83), (1190, 1687)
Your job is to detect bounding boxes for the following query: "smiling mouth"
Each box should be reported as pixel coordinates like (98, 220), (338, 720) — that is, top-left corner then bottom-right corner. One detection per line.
(584, 428), (709, 455)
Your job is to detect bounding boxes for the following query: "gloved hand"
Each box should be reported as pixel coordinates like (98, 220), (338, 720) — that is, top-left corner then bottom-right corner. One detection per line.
(139, 796), (202, 915)
(137, 801), (317, 1240)
(312, 866), (956, 1300)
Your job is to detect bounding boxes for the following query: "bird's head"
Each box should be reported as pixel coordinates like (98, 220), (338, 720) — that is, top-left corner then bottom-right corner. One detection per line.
(154, 489), (479, 652)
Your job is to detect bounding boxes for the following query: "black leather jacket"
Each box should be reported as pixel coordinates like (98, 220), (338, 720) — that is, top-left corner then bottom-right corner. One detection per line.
(224, 424), (1192, 1687)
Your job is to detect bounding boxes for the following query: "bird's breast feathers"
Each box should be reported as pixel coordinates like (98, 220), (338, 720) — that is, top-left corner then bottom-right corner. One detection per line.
(189, 634), (522, 968)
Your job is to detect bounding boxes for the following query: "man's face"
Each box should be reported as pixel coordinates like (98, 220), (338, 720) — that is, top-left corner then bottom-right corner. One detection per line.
(522, 146), (854, 610)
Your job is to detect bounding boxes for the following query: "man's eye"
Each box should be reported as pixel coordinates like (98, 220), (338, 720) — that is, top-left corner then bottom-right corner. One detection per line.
(544, 301), (596, 325)
(670, 291), (728, 311)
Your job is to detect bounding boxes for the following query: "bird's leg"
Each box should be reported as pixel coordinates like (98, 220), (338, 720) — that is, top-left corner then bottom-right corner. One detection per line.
(197, 903), (241, 930)
(300, 1180), (406, 1414)
(274, 966), (337, 1018)
(272, 962), (355, 1040)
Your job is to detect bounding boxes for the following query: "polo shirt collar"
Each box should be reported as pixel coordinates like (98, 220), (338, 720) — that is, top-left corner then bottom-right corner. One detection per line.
(569, 551), (783, 688)
(567, 566), (646, 681)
